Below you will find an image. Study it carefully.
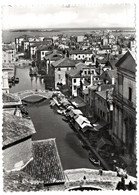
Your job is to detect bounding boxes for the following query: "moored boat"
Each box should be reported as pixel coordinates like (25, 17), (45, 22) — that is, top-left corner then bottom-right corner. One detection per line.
(89, 157), (100, 166)
(57, 110), (63, 114)
(15, 77), (19, 83)
(62, 117), (69, 122)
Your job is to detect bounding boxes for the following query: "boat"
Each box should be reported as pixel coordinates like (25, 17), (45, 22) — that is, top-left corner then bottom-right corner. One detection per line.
(82, 144), (90, 150)
(57, 110), (63, 114)
(9, 83), (12, 88)
(62, 117), (69, 122)
(89, 157), (100, 166)
(50, 100), (55, 107)
(8, 78), (12, 83)
(22, 114), (31, 119)
(15, 77), (19, 83)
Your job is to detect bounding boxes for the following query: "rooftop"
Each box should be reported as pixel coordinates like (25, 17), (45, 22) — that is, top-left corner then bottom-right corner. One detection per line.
(115, 50), (136, 74)
(3, 111), (36, 147)
(23, 139), (65, 184)
(44, 50), (63, 61)
(95, 87), (113, 100)
(37, 45), (52, 51)
(3, 139), (65, 191)
(66, 63), (86, 78)
(52, 57), (76, 68)
(100, 70), (117, 80)
(69, 50), (92, 55)
(3, 93), (20, 103)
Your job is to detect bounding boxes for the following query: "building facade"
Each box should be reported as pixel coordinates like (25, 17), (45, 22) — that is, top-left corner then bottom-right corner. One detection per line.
(112, 51), (136, 156)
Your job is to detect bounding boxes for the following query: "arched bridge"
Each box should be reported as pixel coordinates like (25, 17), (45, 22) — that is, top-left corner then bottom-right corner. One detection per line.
(14, 89), (54, 100)
(64, 169), (137, 191)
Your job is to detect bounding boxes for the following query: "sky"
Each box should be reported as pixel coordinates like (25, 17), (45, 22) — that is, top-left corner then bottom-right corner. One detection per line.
(1, 4), (135, 30)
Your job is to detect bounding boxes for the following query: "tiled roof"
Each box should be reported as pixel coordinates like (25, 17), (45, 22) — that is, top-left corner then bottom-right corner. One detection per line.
(29, 42), (43, 47)
(99, 84), (113, 91)
(100, 70), (116, 80)
(37, 45), (52, 51)
(44, 50), (63, 61)
(69, 50), (92, 54)
(3, 45), (15, 51)
(3, 93), (20, 103)
(82, 88), (89, 95)
(66, 68), (81, 77)
(3, 111), (36, 147)
(96, 86), (113, 100)
(3, 139), (65, 191)
(88, 85), (98, 90)
(66, 63), (86, 77)
(23, 139), (65, 184)
(115, 50), (136, 73)
(70, 97), (86, 108)
(52, 58), (76, 68)
(95, 90), (107, 100)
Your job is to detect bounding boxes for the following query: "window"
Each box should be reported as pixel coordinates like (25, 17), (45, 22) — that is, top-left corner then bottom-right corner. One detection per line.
(58, 68), (61, 71)
(74, 78), (76, 83)
(128, 87), (132, 101)
(74, 86), (76, 90)
(42, 52), (44, 55)
(84, 71), (87, 75)
(88, 70), (90, 74)
(103, 112), (105, 118)
(58, 74), (61, 80)
(78, 55), (80, 58)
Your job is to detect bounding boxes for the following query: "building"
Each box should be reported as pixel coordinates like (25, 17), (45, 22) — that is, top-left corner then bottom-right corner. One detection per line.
(66, 63), (86, 97)
(3, 111), (36, 171)
(15, 35), (35, 52)
(3, 92), (22, 108)
(44, 50), (63, 74)
(94, 86), (114, 124)
(36, 45), (52, 61)
(29, 41), (43, 59)
(2, 67), (15, 93)
(69, 50), (93, 61)
(112, 51), (136, 156)
(2, 45), (16, 64)
(77, 35), (84, 43)
(51, 58), (76, 89)
(100, 70), (116, 85)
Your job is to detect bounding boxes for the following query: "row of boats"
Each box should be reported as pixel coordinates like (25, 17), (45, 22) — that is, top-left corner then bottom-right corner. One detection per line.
(8, 76), (19, 88)
(50, 95), (101, 168)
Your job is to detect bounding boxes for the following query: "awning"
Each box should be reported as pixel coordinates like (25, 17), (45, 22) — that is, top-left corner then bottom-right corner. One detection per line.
(75, 115), (92, 129)
(70, 97), (86, 108)
(93, 119), (108, 131)
(72, 109), (83, 116)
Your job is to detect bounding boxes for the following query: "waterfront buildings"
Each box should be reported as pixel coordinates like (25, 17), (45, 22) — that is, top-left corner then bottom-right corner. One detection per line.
(50, 58), (76, 89)
(2, 45), (16, 64)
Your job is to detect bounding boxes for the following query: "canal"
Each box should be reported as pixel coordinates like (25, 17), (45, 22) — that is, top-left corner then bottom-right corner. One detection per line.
(10, 67), (94, 170)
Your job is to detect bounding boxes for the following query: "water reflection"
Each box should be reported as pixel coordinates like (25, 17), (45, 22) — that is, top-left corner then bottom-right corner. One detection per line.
(10, 67), (45, 93)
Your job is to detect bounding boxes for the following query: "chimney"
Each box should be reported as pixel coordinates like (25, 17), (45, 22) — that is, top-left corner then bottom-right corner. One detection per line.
(112, 77), (115, 85)
(90, 74), (94, 86)
(97, 83), (101, 92)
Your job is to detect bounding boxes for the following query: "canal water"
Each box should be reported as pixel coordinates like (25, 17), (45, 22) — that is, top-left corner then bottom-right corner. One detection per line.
(10, 67), (94, 170)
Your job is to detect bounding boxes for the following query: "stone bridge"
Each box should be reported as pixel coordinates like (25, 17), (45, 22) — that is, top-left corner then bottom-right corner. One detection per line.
(64, 169), (136, 191)
(14, 89), (55, 100)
